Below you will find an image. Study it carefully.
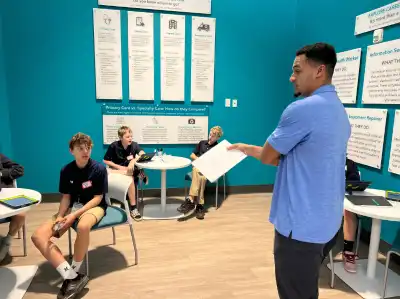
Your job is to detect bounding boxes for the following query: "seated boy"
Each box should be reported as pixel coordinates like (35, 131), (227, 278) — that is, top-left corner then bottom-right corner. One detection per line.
(342, 157), (361, 273)
(31, 133), (108, 299)
(177, 126), (223, 220)
(0, 153), (25, 262)
(103, 126), (147, 221)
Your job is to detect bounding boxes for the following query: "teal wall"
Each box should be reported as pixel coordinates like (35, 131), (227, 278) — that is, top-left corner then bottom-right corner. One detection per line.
(0, 13), (13, 156)
(296, 0), (400, 245)
(0, 0), (297, 193)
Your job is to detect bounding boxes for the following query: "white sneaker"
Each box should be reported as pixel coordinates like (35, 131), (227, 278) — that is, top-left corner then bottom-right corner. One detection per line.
(130, 208), (142, 221)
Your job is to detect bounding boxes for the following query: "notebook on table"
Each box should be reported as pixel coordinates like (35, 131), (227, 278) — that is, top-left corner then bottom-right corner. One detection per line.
(345, 195), (392, 207)
(0, 194), (39, 209)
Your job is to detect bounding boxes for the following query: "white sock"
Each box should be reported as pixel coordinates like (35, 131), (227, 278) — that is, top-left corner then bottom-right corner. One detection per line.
(56, 261), (78, 280)
(71, 259), (83, 273)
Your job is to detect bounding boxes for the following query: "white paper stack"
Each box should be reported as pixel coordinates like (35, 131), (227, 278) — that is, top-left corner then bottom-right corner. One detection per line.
(191, 140), (247, 182)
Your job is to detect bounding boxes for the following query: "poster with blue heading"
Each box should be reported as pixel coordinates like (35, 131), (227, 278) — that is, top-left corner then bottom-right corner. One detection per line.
(362, 39), (400, 104)
(102, 104), (209, 145)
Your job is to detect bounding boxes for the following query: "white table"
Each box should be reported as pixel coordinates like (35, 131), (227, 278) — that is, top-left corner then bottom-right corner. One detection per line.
(0, 187), (42, 220)
(136, 155), (191, 220)
(329, 188), (400, 299)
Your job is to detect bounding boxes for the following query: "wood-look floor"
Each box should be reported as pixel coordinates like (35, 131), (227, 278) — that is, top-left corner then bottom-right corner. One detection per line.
(1, 193), (399, 299)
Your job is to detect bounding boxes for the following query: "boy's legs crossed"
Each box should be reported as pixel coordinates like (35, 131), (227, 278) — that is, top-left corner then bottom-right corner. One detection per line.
(178, 168), (202, 214)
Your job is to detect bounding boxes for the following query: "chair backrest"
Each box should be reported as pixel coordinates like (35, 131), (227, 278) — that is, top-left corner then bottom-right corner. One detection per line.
(106, 173), (132, 205)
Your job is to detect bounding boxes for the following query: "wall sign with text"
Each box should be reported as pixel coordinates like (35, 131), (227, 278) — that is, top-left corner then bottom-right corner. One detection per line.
(98, 0), (211, 14)
(355, 1), (400, 35)
(362, 38), (400, 104)
(332, 48), (361, 104)
(389, 110), (400, 175)
(102, 104), (209, 145)
(345, 108), (387, 169)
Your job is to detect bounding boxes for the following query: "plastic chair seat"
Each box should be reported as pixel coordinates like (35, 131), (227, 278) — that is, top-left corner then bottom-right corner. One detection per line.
(71, 206), (128, 231)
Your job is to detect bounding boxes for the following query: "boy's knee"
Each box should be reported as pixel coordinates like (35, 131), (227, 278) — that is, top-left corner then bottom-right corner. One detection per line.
(76, 222), (91, 235)
(31, 230), (46, 246)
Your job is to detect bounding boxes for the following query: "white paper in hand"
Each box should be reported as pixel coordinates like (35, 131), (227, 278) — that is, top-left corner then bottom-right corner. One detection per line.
(191, 140), (247, 183)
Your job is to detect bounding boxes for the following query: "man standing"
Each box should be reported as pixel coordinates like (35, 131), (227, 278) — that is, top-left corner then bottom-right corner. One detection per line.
(32, 133), (108, 299)
(0, 153), (25, 262)
(229, 43), (351, 299)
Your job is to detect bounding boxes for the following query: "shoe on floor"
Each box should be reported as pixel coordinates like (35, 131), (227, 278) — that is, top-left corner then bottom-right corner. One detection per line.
(57, 279), (69, 299)
(130, 208), (142, 221)
(0, 235), (11, 263)
(195, 204), (205, 220)
(63, 273), (89, 299)
(177, 198), (196, 214)
(343, 251), (357, 273)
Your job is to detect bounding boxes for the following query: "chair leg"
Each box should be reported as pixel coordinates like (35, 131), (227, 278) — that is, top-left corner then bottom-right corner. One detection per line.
(17, 229), (21, 239)
(112, 227), (116, 245)
(223, 175), (226, 200)
(85, 252), (89, 277)
(129, 224), (138, 265)
(22, 224), (27, 256)
(68, 229), (73, 259)
(382, 251), (392, 298)
(329, 250), (335, 288)
(215, 180), (219, 209)
(355, 218), (362, 256)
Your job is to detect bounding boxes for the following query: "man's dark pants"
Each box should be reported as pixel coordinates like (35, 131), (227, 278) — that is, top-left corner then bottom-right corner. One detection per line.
(274, 229), (339, 299)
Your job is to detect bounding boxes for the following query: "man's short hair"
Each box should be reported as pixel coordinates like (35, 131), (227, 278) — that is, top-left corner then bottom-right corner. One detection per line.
(118, 126), (132, 138)
(296, 43), (337, 78)
(69, 133), (93, 150)
(210, 126), (223, 138)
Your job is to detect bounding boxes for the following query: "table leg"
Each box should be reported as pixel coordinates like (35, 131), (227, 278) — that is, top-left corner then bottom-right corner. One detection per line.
(161, 170), (166, 213)
(367, 218), (381, 279)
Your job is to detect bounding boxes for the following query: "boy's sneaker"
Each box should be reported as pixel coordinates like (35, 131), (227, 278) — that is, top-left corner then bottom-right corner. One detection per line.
(177, 198), (196, 214)
(0, 235), (11, 263)
(130, 208), (142, 221)
(343, 251), (357, 273)
(62, 273), (89, 299)
(195, 205), (205, 220)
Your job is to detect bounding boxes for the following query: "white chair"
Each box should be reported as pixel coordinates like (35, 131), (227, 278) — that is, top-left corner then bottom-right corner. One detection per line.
(67, 173), (138, 276)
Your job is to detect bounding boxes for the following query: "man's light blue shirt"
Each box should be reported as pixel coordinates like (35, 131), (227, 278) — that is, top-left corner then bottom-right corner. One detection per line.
(267, 85), (351, 244)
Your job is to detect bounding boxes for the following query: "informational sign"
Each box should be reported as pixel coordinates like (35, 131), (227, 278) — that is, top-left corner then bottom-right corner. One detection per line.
(93, 8), (123, 100)
(98, 0), (211, 14)
(160, 14), (185, 102)
(355, 1), (400, 35)
(346, 108), (387, 169)
(191, 17), (216, 103)
(362, 39), (400, 104)
(102, 104), (209, 145)
(389, 110), (400, 175)
(332, 48), (362, 104)
(128, 11), (154, 101)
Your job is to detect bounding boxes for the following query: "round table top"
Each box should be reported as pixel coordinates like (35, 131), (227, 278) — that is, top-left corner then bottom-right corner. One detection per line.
(0, 187), (42, 219)
(136, 155), (191, 170)
(344, 188), (400, 222)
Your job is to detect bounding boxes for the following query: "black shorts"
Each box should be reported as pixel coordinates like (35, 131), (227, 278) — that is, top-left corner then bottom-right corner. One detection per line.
(274, 230), (339, 299)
